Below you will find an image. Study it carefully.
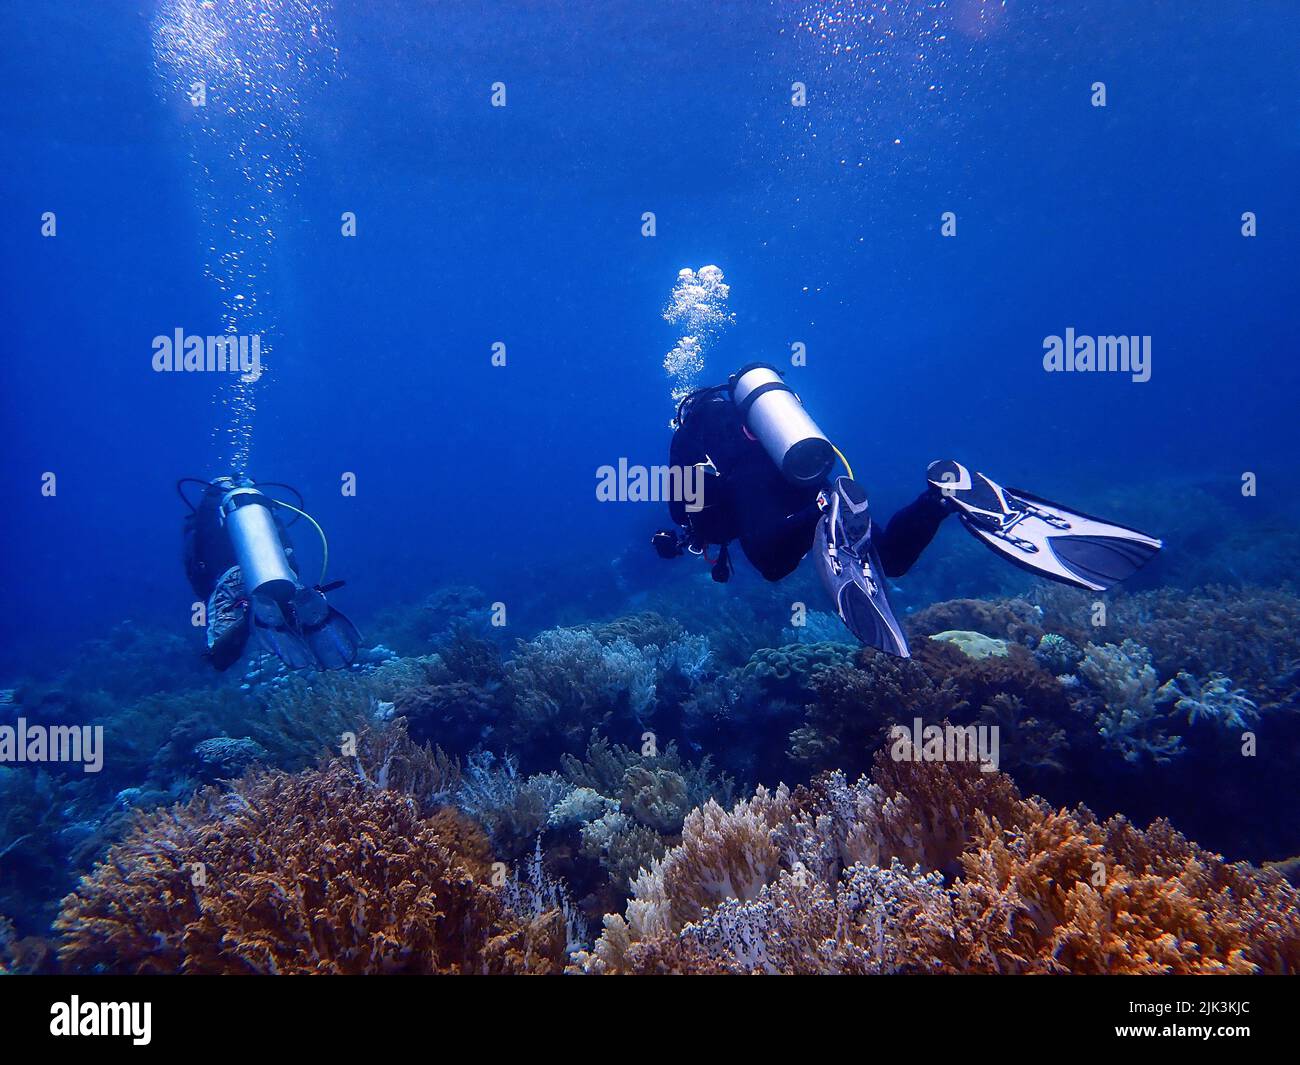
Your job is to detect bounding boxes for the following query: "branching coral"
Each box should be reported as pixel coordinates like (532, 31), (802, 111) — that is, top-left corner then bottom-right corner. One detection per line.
(503, 628), (658, 755)
(55, 763), (565, 974)
(391, 678), (503, 750)
(935, 806), (1299, 974)
(1156, 671), (1258, 730)
(553, 733), (735, 895)
(578, 754), (1300, 975)
(560, 733), (734, 828)
(1075, 640), (1183, 763)
(1107, 585), (1300, 699)
(452, 751), (572, 859)
(793, 647), (965, 775)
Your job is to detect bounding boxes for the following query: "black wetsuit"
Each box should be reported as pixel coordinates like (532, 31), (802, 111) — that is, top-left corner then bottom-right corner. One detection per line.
(184, 487), (239, 601)
(666, 387), (949, 581)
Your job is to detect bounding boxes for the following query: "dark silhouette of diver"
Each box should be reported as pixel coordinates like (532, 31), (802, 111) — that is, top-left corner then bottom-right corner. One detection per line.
(653, 364), (1162, 657)
(179, 476), (360, 671)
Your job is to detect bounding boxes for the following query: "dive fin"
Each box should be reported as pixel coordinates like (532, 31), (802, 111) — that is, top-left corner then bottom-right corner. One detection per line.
(813, 477), (911, 657)
(250, 595), (316, 670)
(292, 587), (362, 670)
(927, 460), (1162, 592)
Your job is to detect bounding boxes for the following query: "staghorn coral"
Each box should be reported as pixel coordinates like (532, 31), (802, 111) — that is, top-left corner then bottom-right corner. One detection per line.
(56, 763), (565, 974)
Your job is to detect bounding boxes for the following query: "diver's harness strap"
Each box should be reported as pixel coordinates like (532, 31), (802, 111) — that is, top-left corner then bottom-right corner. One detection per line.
(733, 380), (796, 419)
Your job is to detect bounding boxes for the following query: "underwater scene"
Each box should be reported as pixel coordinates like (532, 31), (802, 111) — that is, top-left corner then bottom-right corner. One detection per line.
(2, 0), (1299, 984)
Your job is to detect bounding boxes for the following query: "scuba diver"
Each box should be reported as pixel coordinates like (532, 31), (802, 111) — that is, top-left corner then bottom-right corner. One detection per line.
(653, 364), (1162, 657)
(179, 476), (362, 672)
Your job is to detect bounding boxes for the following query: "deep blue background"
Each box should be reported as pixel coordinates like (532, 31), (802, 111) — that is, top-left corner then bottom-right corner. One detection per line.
(1, 0), (1297, 675)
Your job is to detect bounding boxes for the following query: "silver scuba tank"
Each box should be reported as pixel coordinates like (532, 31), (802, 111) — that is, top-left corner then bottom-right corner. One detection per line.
(219, 487), (298, 603)
(729, 363), (835, 485)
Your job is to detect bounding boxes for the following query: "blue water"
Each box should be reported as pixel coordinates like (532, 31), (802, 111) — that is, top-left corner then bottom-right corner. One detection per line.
(3, 0), (1296, 666)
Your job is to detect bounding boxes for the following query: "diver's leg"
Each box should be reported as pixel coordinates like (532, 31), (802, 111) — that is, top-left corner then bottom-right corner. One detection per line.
(875, 488), (950, 577)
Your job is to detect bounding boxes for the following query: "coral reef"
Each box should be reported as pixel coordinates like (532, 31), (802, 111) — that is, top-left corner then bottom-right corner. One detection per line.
(8, 568), (1300, 976)
(1075, 640), (1183, 764)
(452, 751), (572, 860)
(931, 630), (1010, 659)
(938, 808), (1300, 974)
(793, 646), (964, 776)
(1112, 585), (1300, 699)
(191, 736), (268, 780)
(906, 597), (1045, 646)
(365, 585), (494, 658)
(56, 761), (566, 974)
(1034, 632), (1084, 675)
(503, 628), (657, 757)
(579, 754), (1300, 975)
(1156, 671), (1258, 731)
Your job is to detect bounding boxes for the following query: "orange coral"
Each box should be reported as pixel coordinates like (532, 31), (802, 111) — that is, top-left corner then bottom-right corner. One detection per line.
(575, 784), (790, 973)
(56, 763), (563, 974)
(583, 755), (1300, 975)
(933, 803), (1299, 974)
